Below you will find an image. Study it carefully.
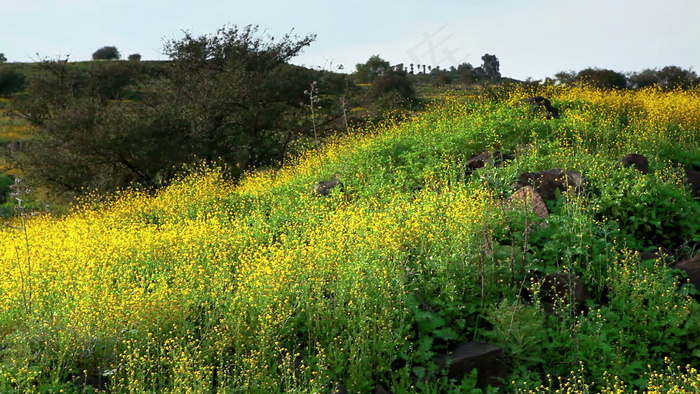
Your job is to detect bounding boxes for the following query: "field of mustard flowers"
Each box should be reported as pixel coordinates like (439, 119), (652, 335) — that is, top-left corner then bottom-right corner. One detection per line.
(1, 86), (700, 393)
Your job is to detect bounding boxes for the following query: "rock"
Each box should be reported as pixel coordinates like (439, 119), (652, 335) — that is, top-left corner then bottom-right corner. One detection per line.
(332, 384), (349, 394)
(68, 370), (111, 391)
(465, 152), (492, 175)
(434, 342), (509, 389)
(505, 185), (549, 219)
(519, 96), (559, 119)
(374, 383), (392, 394)
(620, 153), (649, 174)
(517, 169), (584, 201)
(539, 273), (590, 305)
(640, 251), (663, 261)
(685, 168), (700, 196)
(465, 151), (514, 176)
(639, 247), (671, 264)
(676, 255), (700, 292)
(313, 179), (344, 196)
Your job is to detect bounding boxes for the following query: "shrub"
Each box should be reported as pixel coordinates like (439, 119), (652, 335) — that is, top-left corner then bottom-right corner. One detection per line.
(0, 69), (27, 96)
(92, 46), (121, 61)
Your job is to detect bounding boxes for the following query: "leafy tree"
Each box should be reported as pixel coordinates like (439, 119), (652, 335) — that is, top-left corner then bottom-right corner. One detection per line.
(656, 66), (699, 90)
(354, 55), (391, 84)
(481, 54), (500, 79)
(368, 69), (415, 109)
(575, 68), (627, 89)
(86, 61), (139, 100)
(554, 70), (576, 85)
(92, 46), (121, 60)
(13, 25), (318, 194)
(627, 69), (659, 89)
(628, 66), (699, 90)
(128, 53), (142, 62)
(0, 53), (6, 63)
(434, 71), (452, 86)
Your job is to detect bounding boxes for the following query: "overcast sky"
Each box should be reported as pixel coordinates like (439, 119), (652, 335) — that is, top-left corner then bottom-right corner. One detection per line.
(1, 0), (698, 81)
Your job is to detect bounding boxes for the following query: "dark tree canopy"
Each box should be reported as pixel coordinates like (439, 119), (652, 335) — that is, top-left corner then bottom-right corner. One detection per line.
(92, 46), (121, 60)
(354, 55), (392, 84)
(369, 69), (415, 108)
(575, 68), (627, 89)
(13, 25), (324, 195)
(481, 54), (500, 79)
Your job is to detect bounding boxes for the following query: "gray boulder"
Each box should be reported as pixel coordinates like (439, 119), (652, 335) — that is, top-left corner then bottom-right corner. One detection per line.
(313, 179), (344, 196)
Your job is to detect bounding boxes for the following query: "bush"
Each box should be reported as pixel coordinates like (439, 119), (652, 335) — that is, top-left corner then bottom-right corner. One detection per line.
(0, 69), (27, 96)
(92, 46), (121, 61)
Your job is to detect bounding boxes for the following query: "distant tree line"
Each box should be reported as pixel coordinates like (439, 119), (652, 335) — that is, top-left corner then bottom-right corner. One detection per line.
(553, 66), (699, 90)
(3, 34), (699, 199)
(397, 53), (502, 86)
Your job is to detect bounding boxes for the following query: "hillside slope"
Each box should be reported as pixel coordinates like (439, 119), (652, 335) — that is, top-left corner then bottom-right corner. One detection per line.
(1, 86), (700, 392)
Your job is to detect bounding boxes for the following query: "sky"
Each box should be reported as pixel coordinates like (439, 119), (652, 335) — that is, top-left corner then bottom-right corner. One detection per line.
(1, 0), (699, 81)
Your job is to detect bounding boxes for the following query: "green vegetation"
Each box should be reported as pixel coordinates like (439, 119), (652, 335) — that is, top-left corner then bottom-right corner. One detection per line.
(0, 84), (699, 392)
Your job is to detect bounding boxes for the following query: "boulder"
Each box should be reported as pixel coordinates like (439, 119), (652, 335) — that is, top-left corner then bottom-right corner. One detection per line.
(465, 151), (514, 176)
(505, 185), (549, 219)
(639, 247), (671, 264)
(676, 255), (700, 292)
(374, 384), (392, 394)
(519, 96), (559, 119)
(517, 169), (584, 201)
(539, 273), (590, 305)
(620, 153), (649, 174)
(332, 384), (349, 394)
(685, 168), (700, 196)
(313, 179), (344, 196)
(465, 152), (492, 175)
(434, 342), (509, 389)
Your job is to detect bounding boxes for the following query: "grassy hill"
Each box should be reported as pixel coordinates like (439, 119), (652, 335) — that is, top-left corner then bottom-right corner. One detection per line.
(1, 85), (700, 392)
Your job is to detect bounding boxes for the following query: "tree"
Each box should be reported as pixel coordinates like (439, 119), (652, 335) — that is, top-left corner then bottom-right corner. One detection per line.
(627, 69), (659, 89)
(457, 62), (477, 84)
(554, 71), (576, 85)
(656, 66), (699, 90)
(13, 25), (318, 194)
(128, 53), (142, 62)
(575, 68), (627, 89)
(368, 69), (415, 109)
(354, 55), (391, 83)
(481, 54), (500, 79)
(0, 53), (6, 63)
(92, 46), (121, 60)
